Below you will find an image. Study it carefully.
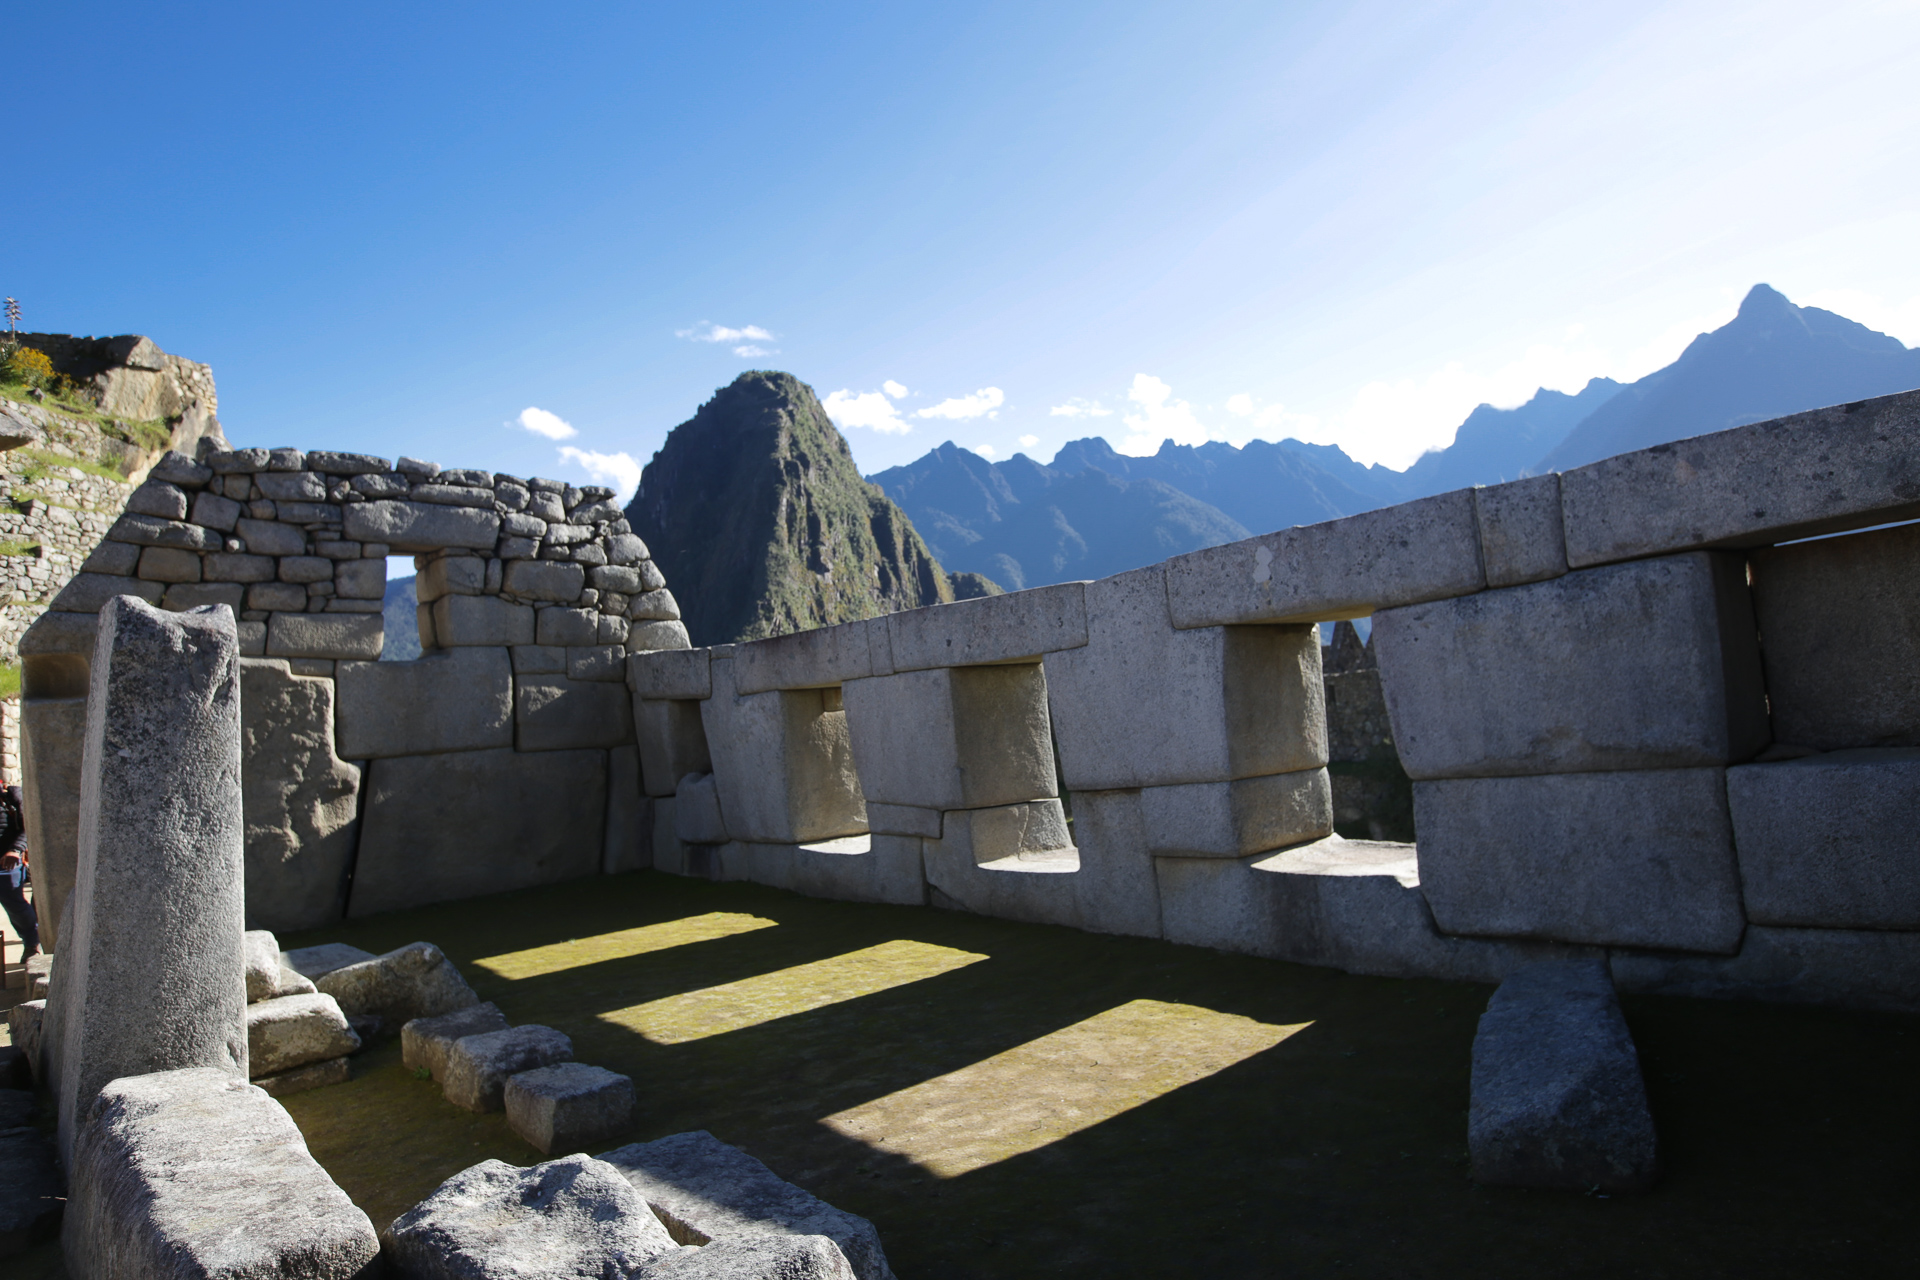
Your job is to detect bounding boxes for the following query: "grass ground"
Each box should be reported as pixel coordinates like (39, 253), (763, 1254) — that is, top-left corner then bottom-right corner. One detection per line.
(253, 870), (1920, 1278)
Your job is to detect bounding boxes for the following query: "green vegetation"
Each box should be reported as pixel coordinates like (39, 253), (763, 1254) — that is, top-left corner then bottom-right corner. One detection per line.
(1, 340), (174, 463)
(0, 662), (20, 700)
(13, 445), (127, 484)
(0, 537), (39, 557)
(280, 872), (1920, 1278)
(630, 371), (962, 645)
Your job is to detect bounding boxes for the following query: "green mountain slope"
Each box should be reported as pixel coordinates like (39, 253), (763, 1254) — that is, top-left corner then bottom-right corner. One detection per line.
(626, 371), (965, 646)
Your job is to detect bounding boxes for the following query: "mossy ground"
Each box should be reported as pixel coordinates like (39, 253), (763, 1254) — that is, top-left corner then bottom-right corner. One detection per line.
(252, 872), (1920, 1277)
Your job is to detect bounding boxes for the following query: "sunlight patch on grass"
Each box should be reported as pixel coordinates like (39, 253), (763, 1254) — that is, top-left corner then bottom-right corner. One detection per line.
(822, 998), (1308, 1177)
(601, 938), (988, 1044)
(472, 911), (779, 980)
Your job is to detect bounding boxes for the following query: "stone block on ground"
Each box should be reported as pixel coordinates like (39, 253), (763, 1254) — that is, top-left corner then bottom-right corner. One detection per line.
(244, 928), (283, 1002)
(283, 942), (377, 981)
(403, 1002), (511, 1082)
(254, 1055), (352, 1098)
(313, 941), (480, 1026)
(922, 800), (1081, 930)
(506, 1062), (637, 1155)
(53, 597), (248, 1164)
(1469, 959), (1658, 1193)
(336, 646), (514, 758)
(640, 1236), (857, 1278)
(1043, 566), (1325, 790)
(1748, 521), (1920, 750)
(884, 581), (1087, 672)
(0, 1124), (63, 1256)
(382, 1153), (675, 1280)
(240, 660), (366, 932)
(64, 1067), (379, 1279)
(352, 748), (608, 915)
(602, 1130), (894, 1280)
(1559, 388), (1920, 567)
(1138, 769), (1332, 858)
(517, 674), (636, 751)
(1164, 488), (1485, 627)
(443, 1025), (575, 1112)
(1729, 748), (1920, 928)
(843, 665), (1057, 812)
(1415, 768), (1745, 953)
(247, 992), (362, 1077)
(701, 659), (866, 845)
(1372, 552), (1768, 779)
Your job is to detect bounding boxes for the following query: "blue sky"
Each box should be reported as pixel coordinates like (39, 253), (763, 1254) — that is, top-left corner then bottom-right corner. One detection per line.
(8, 1), (1919, 495)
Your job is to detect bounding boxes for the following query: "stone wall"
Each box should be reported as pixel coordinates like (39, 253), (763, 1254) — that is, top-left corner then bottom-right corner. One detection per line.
(631, 389), (1920, 1014)
(18, 445), (687, 944)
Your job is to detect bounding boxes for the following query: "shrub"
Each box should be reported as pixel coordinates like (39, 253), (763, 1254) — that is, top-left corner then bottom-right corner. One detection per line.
(1, 345), (56, 389)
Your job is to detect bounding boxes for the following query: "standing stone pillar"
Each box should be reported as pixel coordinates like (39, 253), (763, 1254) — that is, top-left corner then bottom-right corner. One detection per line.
(52, 597), (247, 1165)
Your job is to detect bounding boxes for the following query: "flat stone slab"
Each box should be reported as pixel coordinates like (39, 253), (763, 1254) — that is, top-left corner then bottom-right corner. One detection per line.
(382, 1154), (675, 1279)
(255, 1056), (352, 1098)
(601, 1130), (895, 1280)
(247, 992), (362, 1077)
(507, 1062), (636, 1155)
(640, 1235), (856, 1278)
(444, 1025), (575, 1113)
(403, 1002), (512, 1083)
(282, 942), (377, 981)
(64, 1067), (378, 1278)
(0, 1124), (63, 1255)
(313, 941), (480, 1027)
(1469, 959), (1658, 1193)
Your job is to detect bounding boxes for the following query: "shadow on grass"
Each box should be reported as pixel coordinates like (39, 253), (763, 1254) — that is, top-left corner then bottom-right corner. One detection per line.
(281, 871), (1920, 1279)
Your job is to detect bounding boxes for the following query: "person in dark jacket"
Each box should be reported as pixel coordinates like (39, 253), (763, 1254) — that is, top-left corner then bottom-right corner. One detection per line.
(0, 780), (37, 959)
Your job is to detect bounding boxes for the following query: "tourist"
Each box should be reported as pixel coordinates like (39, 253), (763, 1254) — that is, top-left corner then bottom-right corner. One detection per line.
(0, 777), (37, 961)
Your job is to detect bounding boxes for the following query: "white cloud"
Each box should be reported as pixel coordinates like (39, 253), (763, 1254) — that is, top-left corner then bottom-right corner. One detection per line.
(1224, 394), (1255, 417)
(1018, 434), (1039, 448)
(677, 322), (775, 344)
(516, 407), (577, 440)
(1117, 374), (1209, 455)
(882, 380), (909, 399)
(823, 388), (912, 434)
(1049, 398), (1112, 418)
(1798, 288), (1920, 348)
(973, 444), (999, 459)
(916, 387), (1005, 421)
(557, 446), (643, 503)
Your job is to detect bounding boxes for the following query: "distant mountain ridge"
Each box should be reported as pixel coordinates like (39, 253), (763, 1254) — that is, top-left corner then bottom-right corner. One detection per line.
(871, 285), (1920, 593)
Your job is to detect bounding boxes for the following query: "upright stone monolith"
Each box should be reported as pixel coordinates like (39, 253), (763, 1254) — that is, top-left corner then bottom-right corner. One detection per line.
(52, 597), (247, 1166)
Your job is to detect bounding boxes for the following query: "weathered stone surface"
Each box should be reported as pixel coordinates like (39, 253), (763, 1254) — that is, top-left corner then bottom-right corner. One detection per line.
(235, 516), (308, 556)
(65, 1067), (379, 1280)
(602, 1130), (894, 1280)
(7, 1001), (45, 1085)
(506, 1062), (636, 1155)
(1728, 748), (1920, 929)
(343, 499), (502, 550)
(282, 942), (376, 981)
(432, 593), (535, 646)
(353, 748), (608, 915)
(1475, 474), (1567, 588)
(513, 643), (568, 674)
(251, 581), (308, 612)
(1139, 769), (1332, 857)
(922, 800), (1081, 929)
(604, 745), (653, 874)
(569, 644), (626, 682)
(382, 1154), (674, 1279)
(20, 689), (86, 952)
(254, 1054), (353, 1098)
(336, 646), (513, 757)
(650, 798), (693, 876)
(865, 803), (940, 838)
(537, 606), (600, 647)
(778, 835), (928, 908)
(163, 581), (245, 612)
(885, 581), (1087, 672)
(1165, 488), (1485, 628)
(517, 674), (636, 750)
(629, 589), (681, 622)
(247, 992), (362, 1077)
(418, 554), (485, 602)
(1612, 925), (1920, 1014)
(82, 540), (142, 575)
(106, 513), (223, 551)
(128, 480), (189, 520)
(54, 598), (248, 1163)
(631, 647), (713, 700)
(244, 928), (283, 1002)
(640, 1236), (856, 1279)
(313, 941), (480, 1025)
(1469, 959), (1658, 1193)
(1560, 389), (1920, 567)
(634, 698), (712, 798)
(138, 545), (202, 582)
(307, 450), (391, 475)
(702, 659), (865, 844)
(675, 773), (729, 844)
(843, 664), (1056, 812)
(0, 1124), (63, 1254)
(205, 551), (277, 582)
(1415, 768), (1746, 953)
(149, 450), (214, 487)
(1044, 566), (1326, 790)
(1749, 522), (1920, 750)
(1374, 552), (1769, 779)
(240, 659), (365, 931)
(256, 470), (327, 502)
(443, 1025), (575, 1112)
(504, 558), (587, 602)
(336, 557), (387, 599)
(735, 620), (878, 694)
(266, 610), (383, 659)
(402, 1002), (511, 1083)
(50, 571), (166, 612)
